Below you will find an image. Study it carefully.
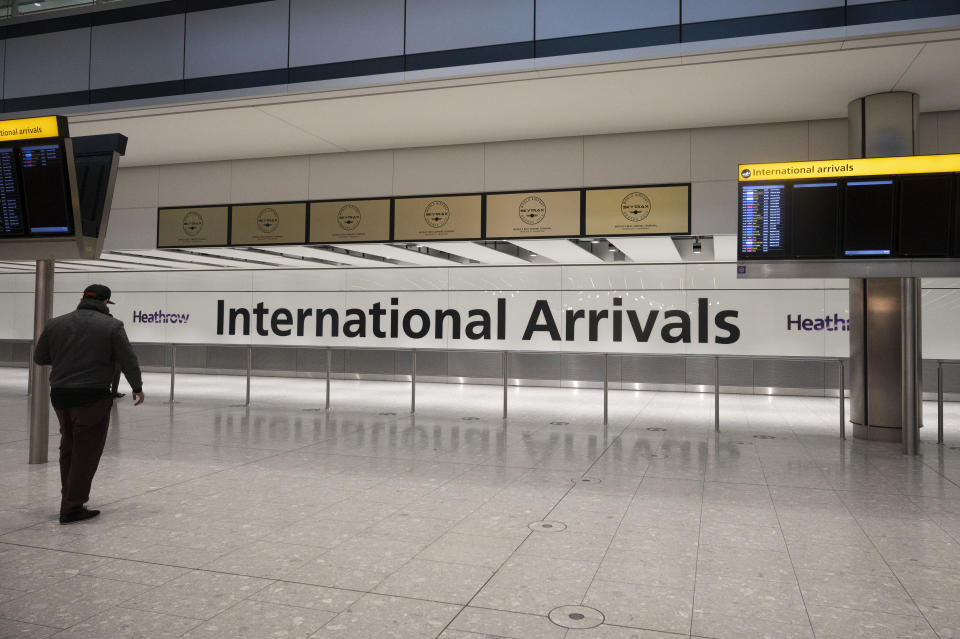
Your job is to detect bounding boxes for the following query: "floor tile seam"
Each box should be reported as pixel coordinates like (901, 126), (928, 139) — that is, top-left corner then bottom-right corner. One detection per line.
(828, 478), (941, 631)
(0, 614), (63, 630)
(755, 442), (820, 639)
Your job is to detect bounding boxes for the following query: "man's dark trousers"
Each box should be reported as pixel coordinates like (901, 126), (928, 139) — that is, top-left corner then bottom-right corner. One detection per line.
(55, 398), (112, 514)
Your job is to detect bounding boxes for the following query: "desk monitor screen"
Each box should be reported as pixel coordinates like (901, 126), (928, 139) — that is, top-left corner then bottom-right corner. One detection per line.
(843, 180), (894, 256)
(898, 175), (953, 257)
(739, 184), (786, 257)
(0, 148), (24, 236)
(791, 182), (839, 258)
(19, 143), (73, 235)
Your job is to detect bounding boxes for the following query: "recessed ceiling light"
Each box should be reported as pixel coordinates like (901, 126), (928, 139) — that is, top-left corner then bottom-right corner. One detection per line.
(692, 237), (702, 254)
(591, 240), (600, 244)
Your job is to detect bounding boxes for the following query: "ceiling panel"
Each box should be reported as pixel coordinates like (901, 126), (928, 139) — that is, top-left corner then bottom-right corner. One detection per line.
(437, 242), (530, 264)
(180, 247), (331, 268)
(511, 239), (604, 263)
(63, 33), (959, 168)
(121, 249), (274, 269)
(607, 237), (681, 262)
(255, 245), (392, 267)
(333, 243), (460, 265)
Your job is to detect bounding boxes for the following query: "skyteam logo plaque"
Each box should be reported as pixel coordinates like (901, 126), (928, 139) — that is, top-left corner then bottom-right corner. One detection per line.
(257, 208), (280, 234)
(519, 196), (546, 226)
(621, 192), (652, 222)
(424, 201), (450, 228)
(182, 211), (204, 237)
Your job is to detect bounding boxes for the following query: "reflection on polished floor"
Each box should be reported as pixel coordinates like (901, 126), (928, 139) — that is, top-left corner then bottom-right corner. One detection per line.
(1, 368), (960, 638)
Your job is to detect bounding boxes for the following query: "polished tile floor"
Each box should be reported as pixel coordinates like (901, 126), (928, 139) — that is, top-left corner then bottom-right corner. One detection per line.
(1, 368), (960, 638)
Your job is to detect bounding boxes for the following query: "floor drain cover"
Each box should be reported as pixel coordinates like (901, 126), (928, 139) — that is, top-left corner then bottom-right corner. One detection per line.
(461, 416), (480, 421)
(548, 605), (604, 629)
(378, 412), (396, 416)
(645, 453), (669, 459)
(550, 421), (569, 425)
(578, 477), (602, 484)
(646, 427), (667, 432)
(951, 446), (960, 451)
(753, 435), (776, 439)
(529, 520), (566, 532)
(732, 441), (749, 445)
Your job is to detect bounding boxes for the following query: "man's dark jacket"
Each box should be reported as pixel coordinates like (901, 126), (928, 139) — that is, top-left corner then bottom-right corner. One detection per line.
(34, 300), (143, 393)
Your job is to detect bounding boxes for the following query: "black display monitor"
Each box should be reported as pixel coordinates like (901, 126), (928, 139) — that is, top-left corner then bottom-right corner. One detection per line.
(19, 143), (74, 235)
(73, 133), (127, 239)
(0, 147), (25, 236)
(899, 175), (953, 257)
(791, 182), (839, 258)
(739, 184), (786, 257)
(843, 180), (894, 256)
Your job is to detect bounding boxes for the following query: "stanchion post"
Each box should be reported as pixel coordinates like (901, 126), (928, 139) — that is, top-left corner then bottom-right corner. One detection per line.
(839, 359), (846, 440)
(714, 356), (720, 433)
(938, 360), (944, 445)
(28, 258), (54, 464)
(411, 349), (416, 414)
(502, 351), (508, 420)
(325, 348), (331, 411)
(168, 343), (176, 404)
(27, 343), (34, 396)
(603, 353), (608, 425)
(245, 345), (252, 406)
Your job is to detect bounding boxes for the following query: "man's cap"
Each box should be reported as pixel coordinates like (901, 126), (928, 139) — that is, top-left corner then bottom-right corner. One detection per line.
(82, 284), (114, 304)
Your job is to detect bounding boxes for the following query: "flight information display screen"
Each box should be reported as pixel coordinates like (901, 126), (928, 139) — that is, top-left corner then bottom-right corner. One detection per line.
(0, 148), (24, 236)
(843, 180), (894, 256)
(791, 182), (839, 258)
(20, 143), (73, 234)
(739, 184), (785, 256)
(899, 175), (953, 257)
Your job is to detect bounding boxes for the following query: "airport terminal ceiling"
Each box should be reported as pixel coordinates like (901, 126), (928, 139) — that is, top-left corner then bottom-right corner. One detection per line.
(2, 10), (960, 273)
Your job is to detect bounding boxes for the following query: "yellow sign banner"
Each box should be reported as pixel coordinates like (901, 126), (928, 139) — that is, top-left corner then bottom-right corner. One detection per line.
(585, 185), (689, 236)
(0, 116), (61, 141)
(739, 154), (960, 181)
(157, 206), (229, 248)
(310, 199), (390, 243)
(231, 203), (306, 245)
(394, 195), (482, 241)
(486, 190), (581, 238)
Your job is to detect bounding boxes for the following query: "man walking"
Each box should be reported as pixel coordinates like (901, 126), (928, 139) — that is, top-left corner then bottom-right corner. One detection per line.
(34, 284), (144, 524)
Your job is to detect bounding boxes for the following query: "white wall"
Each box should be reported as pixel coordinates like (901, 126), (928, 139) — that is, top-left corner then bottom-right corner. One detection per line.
(104, 109), (960, 251)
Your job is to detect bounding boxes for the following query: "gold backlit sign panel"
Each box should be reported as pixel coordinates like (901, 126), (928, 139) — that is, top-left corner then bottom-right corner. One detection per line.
(394, 195), (482, 241)
(157, 206), (229, 247)
(486, 190), (580, 238)
(738, 154), (960, 181)
(231, 203), (306, 245)
(0, 116), (61, 141)
(585, 185), (689, 236)
(311, 199), (390, 243)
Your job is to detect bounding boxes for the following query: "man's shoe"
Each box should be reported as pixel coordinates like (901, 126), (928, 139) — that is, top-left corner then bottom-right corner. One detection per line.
(59, 508), (100, 525)
(113, 392), (125, 398)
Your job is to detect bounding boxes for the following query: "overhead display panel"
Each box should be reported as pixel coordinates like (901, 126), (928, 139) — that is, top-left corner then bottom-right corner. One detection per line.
(231, 202), (307, 245)
(394, 194), (482, 241)
(737, 154), (960, 278)
(310, 198), (390, 243)
(157, 206), (229, 248)
(584, 185), (690, 236)
(0, 148), (24, 236)
(486, 190), (581, 239)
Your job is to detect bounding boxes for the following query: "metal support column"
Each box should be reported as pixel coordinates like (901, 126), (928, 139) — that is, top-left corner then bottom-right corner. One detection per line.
(502, 351), (508, 420)
(714, 356), (720, 432)
(28, 259), (54, 464)
(411, 349), (416, 414)
(839, 359), (846, 440)
(325, 348), (331, 410)
(938, 361), (944, 445)
(901, 277), (920, 455)
(27, 343), (34, 396)
(244, 345), (252, 406)
(168, 344), (177, 404)
(603, 353), (608, 425)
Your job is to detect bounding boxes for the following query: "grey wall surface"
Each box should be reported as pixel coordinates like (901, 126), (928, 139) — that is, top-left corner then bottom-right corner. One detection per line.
(90, 15), (185, 89)
(289, 0), (405, 67)
(682, 0), (841, 22)
(405, 0), (534, 53)
(4, 27), (89, 98)
(537, 0), (678, 39)
(184, 0), (290, 78)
